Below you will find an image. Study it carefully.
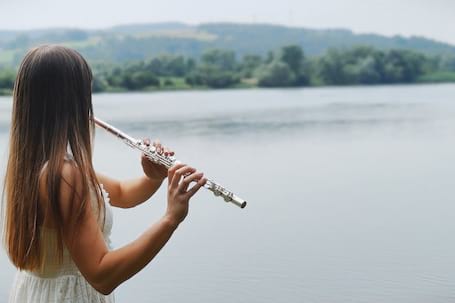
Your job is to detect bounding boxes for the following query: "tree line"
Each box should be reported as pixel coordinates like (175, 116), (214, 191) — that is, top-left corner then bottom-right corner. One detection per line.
(1, 45), (455, 95)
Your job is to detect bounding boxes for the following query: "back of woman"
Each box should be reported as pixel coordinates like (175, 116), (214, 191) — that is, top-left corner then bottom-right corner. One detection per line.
(9, 179), (115, 302)
(3, 45), (206, 302)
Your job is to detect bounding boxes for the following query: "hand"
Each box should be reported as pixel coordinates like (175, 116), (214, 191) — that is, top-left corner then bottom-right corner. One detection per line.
(165, 163), (207, 227)
(141, 139), (174, 182)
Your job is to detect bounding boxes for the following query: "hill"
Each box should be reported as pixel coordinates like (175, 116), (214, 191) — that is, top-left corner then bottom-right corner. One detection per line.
(1, 22), (455, 67)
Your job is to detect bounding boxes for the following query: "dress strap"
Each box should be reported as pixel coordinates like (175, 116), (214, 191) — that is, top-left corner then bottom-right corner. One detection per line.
(64, 153), (74, 161)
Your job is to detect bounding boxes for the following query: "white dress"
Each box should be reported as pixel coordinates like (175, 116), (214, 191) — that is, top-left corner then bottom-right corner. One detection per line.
(8, 184), (115, 303)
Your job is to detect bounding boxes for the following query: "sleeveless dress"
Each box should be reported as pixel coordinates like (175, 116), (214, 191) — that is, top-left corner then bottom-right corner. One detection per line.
(8, 183), (115, 303)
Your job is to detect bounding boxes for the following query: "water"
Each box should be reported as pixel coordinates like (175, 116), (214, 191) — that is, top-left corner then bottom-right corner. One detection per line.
(1, 84), (455, 302)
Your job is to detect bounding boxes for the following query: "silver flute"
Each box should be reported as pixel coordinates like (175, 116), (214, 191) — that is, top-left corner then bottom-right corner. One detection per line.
(94, 117), (247, 209)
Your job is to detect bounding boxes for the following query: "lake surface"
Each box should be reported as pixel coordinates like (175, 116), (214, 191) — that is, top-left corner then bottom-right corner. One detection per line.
(1, 85), (455, 302)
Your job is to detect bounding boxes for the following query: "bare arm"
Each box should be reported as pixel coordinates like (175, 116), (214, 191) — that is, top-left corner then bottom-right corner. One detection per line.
(97, 139), (174, 208)
(57, 162), (206, 295)
(97, 173), (162, 208)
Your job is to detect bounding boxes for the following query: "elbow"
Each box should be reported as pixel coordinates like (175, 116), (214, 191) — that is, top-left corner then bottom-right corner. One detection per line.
(88, 269), (117, 296)
(92, 281), (116, 296)
(86, 254), (119, 295)
(109, 197), (135, 209)
(99, 287), (115, 296)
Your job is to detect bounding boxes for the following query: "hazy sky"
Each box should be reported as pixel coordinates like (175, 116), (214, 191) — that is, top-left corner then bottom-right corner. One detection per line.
(1, 0), (454, 45)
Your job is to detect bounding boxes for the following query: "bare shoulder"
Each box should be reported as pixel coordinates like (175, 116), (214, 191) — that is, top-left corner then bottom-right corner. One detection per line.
(38, 159), (85, 225)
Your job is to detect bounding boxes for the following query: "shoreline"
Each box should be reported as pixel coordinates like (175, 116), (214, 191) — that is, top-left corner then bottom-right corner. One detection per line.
(2, 81), (455, 97)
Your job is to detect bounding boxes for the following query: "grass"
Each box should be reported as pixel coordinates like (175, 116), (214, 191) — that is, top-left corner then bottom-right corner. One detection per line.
(159, 77), (192, 89)
(134, 30), (217, 41)
(418, 71), (455, 83)
(62, 37), (102, 49)
(0, 38), (101, 67)
(0, 49), (17, 66)
(0, 88), (12, 96)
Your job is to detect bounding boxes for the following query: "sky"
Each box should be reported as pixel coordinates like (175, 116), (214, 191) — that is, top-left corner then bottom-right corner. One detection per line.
(1, 0), (454, 45)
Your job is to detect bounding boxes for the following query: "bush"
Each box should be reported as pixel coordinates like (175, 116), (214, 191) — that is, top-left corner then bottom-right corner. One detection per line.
(258, 61), (295, 87)
(185, 65), (240, 88)
(163, 79), (174, 86)
(0, 69), (16, 90)
(92, 76), (109, 93)
(116, 71), (160, 90)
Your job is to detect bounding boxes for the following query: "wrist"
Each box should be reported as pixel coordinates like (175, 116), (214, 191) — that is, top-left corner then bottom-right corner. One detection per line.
(144, 174), (165, 184)
(161, 214), (180, 230)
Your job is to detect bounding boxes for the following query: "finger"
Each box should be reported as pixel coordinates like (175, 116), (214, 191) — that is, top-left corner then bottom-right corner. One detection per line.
(168, 163), (186, 184)
(164, 147), (170, 156)
(143, 138), (151, 146)
(171, 166), (196, 189)
(164, 147), (174, 157)
(141, 153), (149, 162)
(186, 178), (207, 198)
(178, 172), (204, 193)
(172, 166), (196, 189)
(153, 140), (162, 154)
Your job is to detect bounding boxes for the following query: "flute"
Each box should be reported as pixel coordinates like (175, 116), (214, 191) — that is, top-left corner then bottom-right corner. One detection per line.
(94, 117), (247, 209)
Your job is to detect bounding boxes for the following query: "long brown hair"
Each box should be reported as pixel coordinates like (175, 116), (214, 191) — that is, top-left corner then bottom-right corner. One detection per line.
(3, 45), (102, 271)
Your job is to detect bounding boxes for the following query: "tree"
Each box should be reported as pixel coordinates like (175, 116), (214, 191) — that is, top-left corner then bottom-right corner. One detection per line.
(6, 34), (30, 49)
(317, 46), (430, 85)
(258, 45), (309, 86)
(280, 45), (304, 76)
(64, 30), (89, 41)
(201, 49), (237, 71)
(124, 71), (160, 90)
(146, 55), (189, 77)
(185, 65), (240, 88)
(0, 69), (15, 89)
(318, 49), (346, 85)
(240, 55), (263, 78)
(357, 56), (381, 84)
(439, 55), (455, 71)
(258, 61), (295, 87)
(382, 50), (426, 83)
(92, 76), (108, 92)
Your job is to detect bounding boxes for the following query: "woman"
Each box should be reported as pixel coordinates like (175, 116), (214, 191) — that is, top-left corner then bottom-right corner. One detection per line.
(3, 45), (206, 302)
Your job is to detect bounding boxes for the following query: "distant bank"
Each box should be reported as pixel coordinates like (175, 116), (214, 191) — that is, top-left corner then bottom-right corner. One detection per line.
(1, 44), (455, 96)
(1, 22), (455, 68)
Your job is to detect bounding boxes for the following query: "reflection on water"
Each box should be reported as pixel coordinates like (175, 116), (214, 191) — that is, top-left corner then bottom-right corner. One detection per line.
(1, 84), (455, 302)
(0, 85), (452, 138)
(106, 106), (428, 138)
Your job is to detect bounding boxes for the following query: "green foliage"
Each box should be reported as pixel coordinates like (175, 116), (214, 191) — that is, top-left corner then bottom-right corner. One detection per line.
(102, 63), (160, 90)
(318, 47), (430, 85)
(92, 76), (108, 93)
(382, 50), (426, 83)
(0, 88), (12, 96)
(2, 23), (455, 68)
(0, 69), (15, 89)
(186, 64), (240, 89)
(184, 49), (240, 88)
(125, 71), (160, 90)
(318, 49), (346, 85)
(201, 49), (237, 71)
(257, 45), (309, 87)
(280, 45), (304, 75)
(258, 61), (295, 87)
(0, 44), (452, 94)
(240, 55), (263, 77)
(438, 55), (455, 72)
(418, 71), (455, 83)
(163, 78), (174, 86)
(5, 34), (31, 49)
(146, 55), (194, 77)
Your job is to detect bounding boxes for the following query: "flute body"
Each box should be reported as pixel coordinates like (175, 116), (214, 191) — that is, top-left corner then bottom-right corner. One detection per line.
(94, 117), (247, 209)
